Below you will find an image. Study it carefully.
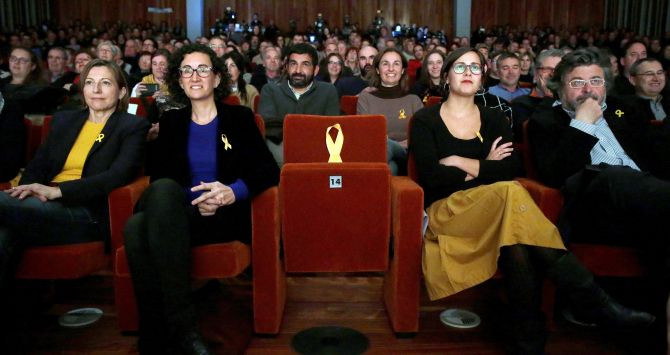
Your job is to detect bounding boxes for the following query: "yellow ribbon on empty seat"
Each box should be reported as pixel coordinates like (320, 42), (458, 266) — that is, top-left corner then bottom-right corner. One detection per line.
(325, 123), (344, 163)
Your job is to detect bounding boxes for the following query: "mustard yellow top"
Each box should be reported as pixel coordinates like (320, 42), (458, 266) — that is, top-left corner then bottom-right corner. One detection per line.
(141, 74), (169, 94)
(52, 121), (106, 183)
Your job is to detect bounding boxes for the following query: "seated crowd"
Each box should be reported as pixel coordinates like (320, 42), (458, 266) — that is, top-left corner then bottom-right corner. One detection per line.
(1, 18), (670, 354)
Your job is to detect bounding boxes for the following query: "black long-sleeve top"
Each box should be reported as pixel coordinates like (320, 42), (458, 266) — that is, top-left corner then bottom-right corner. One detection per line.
(410, 103), (521, 207)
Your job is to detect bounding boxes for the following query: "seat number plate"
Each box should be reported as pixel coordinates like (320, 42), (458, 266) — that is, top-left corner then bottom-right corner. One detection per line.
(329, 176), (342, 189)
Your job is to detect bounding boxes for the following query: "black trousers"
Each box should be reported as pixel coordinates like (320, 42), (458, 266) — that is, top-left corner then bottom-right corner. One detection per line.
(123, 178), (249, 341)
(566, 166), (670, 280)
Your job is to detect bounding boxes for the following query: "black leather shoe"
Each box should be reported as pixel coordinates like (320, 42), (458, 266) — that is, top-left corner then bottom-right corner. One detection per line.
(177, 331), (212, 355)
(566, 298), (656, 328)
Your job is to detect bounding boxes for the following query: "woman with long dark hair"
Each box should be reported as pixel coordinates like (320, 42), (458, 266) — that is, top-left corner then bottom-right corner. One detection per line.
(410, 47), (654, 354)
(222, 51), (258, 111)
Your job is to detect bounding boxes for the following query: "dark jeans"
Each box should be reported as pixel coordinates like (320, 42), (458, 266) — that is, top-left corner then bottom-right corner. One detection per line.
(0, 191), (99, 305)
(123, 178), (247, 342)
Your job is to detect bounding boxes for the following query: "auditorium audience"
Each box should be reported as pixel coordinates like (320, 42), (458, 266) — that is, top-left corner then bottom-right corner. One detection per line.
(316, 52), (367, 97)
(1, 46), (66, 114)
(511, 49), (564, 141)
(344, 46), (361, 77)
(411, 49), (446, 100)
(411, 47), (654, 355)
(250, 46), (282, 92)
(124, 44), (278, 354)
(612, 41), (647, 95)
(223, 51), (259, 111)
(46, 47), (76, 87)
(357, 48), (423, 175)
(627, 57), (669, 122)
(0, 59), (148, 328)
(488, 52), (531, 102)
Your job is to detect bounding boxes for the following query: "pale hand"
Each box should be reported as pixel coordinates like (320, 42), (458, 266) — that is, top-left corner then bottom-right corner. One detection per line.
(575, 97), (602, 125)
(190, 181), (236, 216)
(486, 136), (513, 160)
(4, 183), (62, 202)
(146, 122), (159, 141)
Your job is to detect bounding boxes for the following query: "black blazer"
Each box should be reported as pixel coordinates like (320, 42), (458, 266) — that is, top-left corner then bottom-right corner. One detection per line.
(149, 102), (279, 199)
(0, 99), (26, 181)
(148, 102), (279, 243)
(21, 109), (150, 234)
(527, 97), (666, 190)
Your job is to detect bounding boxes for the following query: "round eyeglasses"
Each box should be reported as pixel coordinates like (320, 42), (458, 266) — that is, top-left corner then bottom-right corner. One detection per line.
(568, 78), (605, 89)
(452, 63), (482, 75)
(179, 65), (214, 78)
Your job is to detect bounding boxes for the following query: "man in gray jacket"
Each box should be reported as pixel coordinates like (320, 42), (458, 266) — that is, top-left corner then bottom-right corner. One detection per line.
(259, 43), (340, 166)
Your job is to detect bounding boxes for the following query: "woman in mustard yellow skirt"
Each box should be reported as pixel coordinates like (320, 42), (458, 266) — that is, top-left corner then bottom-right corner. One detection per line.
(409, 47), (654, 354)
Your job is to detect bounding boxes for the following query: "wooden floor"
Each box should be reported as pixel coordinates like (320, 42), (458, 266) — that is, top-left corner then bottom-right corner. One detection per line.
(0, 271), (663, 354)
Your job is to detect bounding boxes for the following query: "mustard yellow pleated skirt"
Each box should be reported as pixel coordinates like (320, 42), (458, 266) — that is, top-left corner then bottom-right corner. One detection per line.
(423, 181), (566, 301)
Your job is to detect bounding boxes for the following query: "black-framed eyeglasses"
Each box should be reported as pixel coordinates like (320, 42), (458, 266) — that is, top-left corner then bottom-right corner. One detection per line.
(179, 65), (214, 78)
(568, 78), (605, 89)
(452, 62), (482, 75)
(634, 70), (666, 78)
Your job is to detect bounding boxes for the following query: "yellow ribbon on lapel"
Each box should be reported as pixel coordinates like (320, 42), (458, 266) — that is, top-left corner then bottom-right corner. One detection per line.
(221, 134), (232, 150)
(615, 109), (624, 118)
(325, 123), (344, 163)
(95, 134), (105, 143)
(398, 109), (407, 119)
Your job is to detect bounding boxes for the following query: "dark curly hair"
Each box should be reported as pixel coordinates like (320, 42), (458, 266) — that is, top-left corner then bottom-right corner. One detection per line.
(167, 44), (230, 105)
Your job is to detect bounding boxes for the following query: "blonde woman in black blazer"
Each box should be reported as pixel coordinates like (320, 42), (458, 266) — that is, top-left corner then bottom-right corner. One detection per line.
(0, 59), (148, 310)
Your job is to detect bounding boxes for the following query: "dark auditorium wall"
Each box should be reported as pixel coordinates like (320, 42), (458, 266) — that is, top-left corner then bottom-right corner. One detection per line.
(51, 0), (187, 27)
(471, 0), (606, 30)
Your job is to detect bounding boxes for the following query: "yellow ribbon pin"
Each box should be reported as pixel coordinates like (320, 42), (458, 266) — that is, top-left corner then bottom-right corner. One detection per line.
(615, 109), (624, 117)
(422, 95), (428, 103)
(95, 134), (105, 143)
(398, 109), (407, 120)
(475, 131), (483, 143)
(325, 123), (344, 163)
(221, 134), (232, 150)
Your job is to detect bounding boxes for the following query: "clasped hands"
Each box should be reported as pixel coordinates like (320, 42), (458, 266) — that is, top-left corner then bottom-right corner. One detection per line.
(190, 181), (235, 216)
(4, 183), (62, 202)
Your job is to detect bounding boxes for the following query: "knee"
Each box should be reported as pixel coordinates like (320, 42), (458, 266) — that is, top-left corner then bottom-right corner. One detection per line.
(144, 178), (185, 206)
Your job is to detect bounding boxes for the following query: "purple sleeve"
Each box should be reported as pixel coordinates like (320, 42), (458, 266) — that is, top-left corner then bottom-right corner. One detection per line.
(229, 178), (249, 201)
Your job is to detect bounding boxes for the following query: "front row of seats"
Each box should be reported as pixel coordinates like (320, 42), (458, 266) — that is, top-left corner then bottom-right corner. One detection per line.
(4, 113), (647, 339)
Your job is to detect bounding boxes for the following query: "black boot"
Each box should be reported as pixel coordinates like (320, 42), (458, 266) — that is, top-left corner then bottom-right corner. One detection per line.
(547, 253), (655, 328)
(499, 246), (548, 355)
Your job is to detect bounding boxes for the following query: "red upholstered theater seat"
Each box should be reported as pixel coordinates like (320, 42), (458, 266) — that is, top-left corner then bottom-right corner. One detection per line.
(24, 117), (43, 161)
(424, 96), (443, 108)
(253, 114), (423, 335)
(128, 97), (155, 118)
(253, 94), (260, 113)
(113, 118), (275, 332)
(15, 176), (149, 281)
(222, 95), (241, 106)
(339, 95), (358, 115)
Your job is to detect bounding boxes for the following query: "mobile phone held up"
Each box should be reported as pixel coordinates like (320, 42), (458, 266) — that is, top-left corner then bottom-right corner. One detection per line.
(141, 83), (160, 97)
